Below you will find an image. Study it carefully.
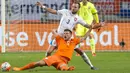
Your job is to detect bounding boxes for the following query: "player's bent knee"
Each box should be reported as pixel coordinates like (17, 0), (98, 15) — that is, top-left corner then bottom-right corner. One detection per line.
(36, 60), (46, 66)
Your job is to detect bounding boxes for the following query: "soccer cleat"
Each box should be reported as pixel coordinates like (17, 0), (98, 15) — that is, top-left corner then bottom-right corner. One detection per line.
(92, 53), (96, 56)
(68, 66), (75, 71)
(91, 67), (99, 70)
(13, 67), (21, 71)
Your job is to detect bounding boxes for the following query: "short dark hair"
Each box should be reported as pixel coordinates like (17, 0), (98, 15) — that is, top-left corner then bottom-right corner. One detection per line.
(77, 2), (80, 8)
(73, 2), (80, 9)
(64, 29), (72, 34)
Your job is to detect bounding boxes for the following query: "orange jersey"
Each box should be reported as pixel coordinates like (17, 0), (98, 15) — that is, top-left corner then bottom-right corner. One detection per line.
(54, 35), (80, 60)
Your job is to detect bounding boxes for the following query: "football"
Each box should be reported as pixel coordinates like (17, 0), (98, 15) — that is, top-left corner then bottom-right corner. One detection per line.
(1, 62), (11, 72)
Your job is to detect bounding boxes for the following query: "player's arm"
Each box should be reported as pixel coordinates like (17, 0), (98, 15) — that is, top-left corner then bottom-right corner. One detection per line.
(45, 29), (59, 57)
(77, 18), (106, 30)
(91, 4), (99, 24)
(52, 29), (59, 38)
(92, 22), (106, 29)
(82, 24), (92, 29)
(91, 3), (102, 32)
(45, 29), (58, 57)
(77, 17), (92, 29)
(93, 13), (99, 24)
(45, 46), (57, 57)
(93, 13), (101, 32)
(36, 2), (57, 14)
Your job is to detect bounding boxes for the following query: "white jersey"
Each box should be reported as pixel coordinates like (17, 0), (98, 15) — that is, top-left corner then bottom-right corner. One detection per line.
(57, 9), (87, 35)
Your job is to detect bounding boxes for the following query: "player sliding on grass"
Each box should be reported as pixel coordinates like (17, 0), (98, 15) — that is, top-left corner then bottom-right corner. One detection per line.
(13, 28), (92, 71)
(36, 1), (105, 70)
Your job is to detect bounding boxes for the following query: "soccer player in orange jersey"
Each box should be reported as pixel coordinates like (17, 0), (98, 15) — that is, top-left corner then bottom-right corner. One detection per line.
(13, 28), (92, 71)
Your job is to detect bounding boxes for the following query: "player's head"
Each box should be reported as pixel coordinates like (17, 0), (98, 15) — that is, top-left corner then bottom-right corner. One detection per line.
(82, 0), (88, 5)
(71, 2), (80, 14)
(74, 0), (81, 3)
(63, 29), (72, 41)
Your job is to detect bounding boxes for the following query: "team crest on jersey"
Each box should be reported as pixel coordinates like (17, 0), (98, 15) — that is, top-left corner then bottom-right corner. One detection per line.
(74, 17), (77, 21)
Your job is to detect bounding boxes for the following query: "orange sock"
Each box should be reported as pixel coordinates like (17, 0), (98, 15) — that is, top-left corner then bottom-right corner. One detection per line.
(20, 62), (36, 70)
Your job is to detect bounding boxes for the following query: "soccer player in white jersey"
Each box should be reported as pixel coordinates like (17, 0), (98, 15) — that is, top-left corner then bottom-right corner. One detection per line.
(36, 1), (104, 70)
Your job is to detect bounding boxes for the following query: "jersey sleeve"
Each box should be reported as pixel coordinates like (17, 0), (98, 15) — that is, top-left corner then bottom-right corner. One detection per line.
(90, 3), (99, 23)
(74, 38), (80, 45)
(77, 16), (87, 26)
(55, 35), (61, 43)
(57, 9), (67, 15)
(91, 4), (98, 14)
(77, 16), (91, 29)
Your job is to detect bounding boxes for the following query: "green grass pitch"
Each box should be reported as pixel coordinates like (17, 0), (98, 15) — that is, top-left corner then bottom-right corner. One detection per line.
(0, 52), (130, 73)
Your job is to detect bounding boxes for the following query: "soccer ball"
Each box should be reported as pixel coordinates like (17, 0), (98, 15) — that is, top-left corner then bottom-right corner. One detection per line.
(1, 62), (11, 72)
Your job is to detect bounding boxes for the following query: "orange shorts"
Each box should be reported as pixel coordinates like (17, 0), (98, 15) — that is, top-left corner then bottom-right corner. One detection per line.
(43, 55), (69, 70)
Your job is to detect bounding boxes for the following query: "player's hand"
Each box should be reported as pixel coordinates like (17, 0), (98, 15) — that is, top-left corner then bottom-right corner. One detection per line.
(95, 22), (101, 32)
(97, 28), (101, 32)
(36, 2), (43, 7)
(96, 22), (107, 32)
(100, 22), (107, 27)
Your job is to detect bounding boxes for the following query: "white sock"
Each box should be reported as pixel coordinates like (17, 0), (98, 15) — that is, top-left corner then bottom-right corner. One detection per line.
(81, 52), (94, 68)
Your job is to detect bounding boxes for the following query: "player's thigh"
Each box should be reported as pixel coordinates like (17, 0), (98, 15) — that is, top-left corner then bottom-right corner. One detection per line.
(52, 59), (68, 70)
(43, 55), (60, 67)
(52, 56), (69, 70)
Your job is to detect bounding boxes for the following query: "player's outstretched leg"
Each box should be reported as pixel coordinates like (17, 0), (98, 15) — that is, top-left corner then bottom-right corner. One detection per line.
(90, 38), (96, 56)
(74, 48), (98, 70)
(13, 60), (47, 71)
(89, 34), (96, 56)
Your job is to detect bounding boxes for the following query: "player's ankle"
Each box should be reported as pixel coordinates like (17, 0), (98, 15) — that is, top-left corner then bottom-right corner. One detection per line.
(92, 53), (96, 56)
